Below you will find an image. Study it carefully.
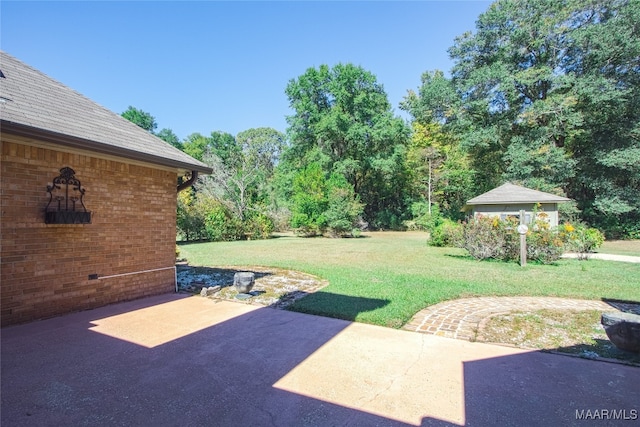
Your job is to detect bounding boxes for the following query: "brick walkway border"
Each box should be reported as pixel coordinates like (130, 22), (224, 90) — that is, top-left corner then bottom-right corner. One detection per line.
(403, 296), (639, 341)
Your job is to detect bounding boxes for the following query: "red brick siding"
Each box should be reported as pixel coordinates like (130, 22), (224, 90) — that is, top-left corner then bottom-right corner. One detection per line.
(1, 139), (179, 325)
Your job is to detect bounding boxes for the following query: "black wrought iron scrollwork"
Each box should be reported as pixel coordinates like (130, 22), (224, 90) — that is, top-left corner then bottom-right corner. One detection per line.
(45, 167), (91, 224)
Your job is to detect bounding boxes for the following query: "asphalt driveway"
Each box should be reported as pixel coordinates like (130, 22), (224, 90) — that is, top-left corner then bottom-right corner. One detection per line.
(2, 293), (638, 426)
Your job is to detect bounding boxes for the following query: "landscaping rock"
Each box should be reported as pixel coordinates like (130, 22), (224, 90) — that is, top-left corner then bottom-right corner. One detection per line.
(207, 286), (221, 296)
(176, 265), (328, 308)
(234, 272), (255, 294)
(601, 312), (640, 353)
(200, 286), (221, 297)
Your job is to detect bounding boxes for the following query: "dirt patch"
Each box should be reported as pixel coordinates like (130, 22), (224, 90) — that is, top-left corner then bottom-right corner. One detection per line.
(176, 264), (328, 309)
(477, 308), (640, 366)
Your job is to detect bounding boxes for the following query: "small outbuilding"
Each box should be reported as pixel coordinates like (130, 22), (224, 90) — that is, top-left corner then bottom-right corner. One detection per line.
(1, 51), (212, 325)
(463, 183), (571, 227)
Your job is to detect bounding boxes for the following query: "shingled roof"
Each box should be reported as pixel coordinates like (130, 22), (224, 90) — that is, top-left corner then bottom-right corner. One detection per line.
(466, 183), (571, 205)
(0, 51), (211, 174)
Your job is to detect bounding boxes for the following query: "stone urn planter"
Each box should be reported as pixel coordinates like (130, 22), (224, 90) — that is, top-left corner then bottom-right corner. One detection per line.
(601, 312), (640, 353)
(233, 272), (255, 294)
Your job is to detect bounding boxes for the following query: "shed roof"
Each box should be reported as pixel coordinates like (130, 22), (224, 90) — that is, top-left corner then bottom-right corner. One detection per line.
(466, 183), (571, 206)
(0, 51), (211, 174)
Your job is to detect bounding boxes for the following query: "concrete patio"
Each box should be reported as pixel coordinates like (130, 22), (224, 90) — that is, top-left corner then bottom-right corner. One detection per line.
(2, 293), (638, 426)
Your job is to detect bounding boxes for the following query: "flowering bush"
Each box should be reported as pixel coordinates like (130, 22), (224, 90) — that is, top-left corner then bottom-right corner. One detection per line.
(459, 216), (575, 264)
(444, 216), (605, 264)
(558, 222), (605, 259)
(526, 226), (565, 264)
(459, 216), (519, 260)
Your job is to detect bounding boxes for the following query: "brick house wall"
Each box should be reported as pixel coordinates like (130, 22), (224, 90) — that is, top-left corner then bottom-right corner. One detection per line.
(1, 136), (179, 325)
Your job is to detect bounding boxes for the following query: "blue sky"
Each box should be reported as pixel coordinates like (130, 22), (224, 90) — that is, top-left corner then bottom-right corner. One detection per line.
(2, 1), (491, 140)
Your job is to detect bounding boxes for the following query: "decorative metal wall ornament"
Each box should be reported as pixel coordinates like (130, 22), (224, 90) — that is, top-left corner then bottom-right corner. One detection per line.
(45, 167), (92, 224)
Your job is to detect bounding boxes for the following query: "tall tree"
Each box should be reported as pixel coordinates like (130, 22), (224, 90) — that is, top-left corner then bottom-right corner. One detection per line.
(408, 0), (639, 236)
(565, 0), (640, 236)
(208, 131), (242, 166)
(156, 128), (183, 150)
(236, 127), (285, 174)
(182, 132), (210, 161)
(121, 106), (157, 133)
(199, 128), (284, 222)
(182, 131), (240, 163)
(402, 71), (475, 219)
(284, 63), (411, 229)
(447, 0), (580, 194)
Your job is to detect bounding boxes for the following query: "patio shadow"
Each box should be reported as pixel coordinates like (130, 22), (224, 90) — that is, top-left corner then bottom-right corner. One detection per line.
(462, 349), (640, 425)
(3, 293), (639, 426)
(284, 290), (390, 321)
(1, 294), (406, 426)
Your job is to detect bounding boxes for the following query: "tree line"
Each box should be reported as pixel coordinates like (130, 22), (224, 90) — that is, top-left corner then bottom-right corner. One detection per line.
(124, 0), (639, 240)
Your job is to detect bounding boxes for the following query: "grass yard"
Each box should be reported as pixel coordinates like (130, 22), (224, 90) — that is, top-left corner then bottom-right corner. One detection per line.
(599, 239), (640, 256)
(178, 232), (640, 329)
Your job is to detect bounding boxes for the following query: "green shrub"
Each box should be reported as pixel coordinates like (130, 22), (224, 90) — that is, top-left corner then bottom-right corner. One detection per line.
(291, 209), (325, 237)
(177, 190), (216, 241)
(324, 174), (364, 238)
(428, 219), (462, 247)
(289, 165), (364, 238)
(559, 222), (605, 259)
(407, 202), (443, 231)
(290, 162), (328, 236)
(245, 212), (275, 240)
(372, 210), (406, 231)
(204, 203), (244, 242)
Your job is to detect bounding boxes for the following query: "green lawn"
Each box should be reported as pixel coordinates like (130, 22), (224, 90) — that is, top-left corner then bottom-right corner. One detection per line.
(599, 239), (640, 257)
(178, 232), (640, 328)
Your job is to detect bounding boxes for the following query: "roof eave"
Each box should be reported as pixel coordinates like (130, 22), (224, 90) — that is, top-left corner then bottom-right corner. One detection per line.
(466, 199), (570, 205)
(1, 120), (213, 174)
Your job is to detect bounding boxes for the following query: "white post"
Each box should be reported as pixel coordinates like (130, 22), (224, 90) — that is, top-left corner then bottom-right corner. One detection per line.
(518, 209), (528, 267)
(427, 157), (432, 215)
